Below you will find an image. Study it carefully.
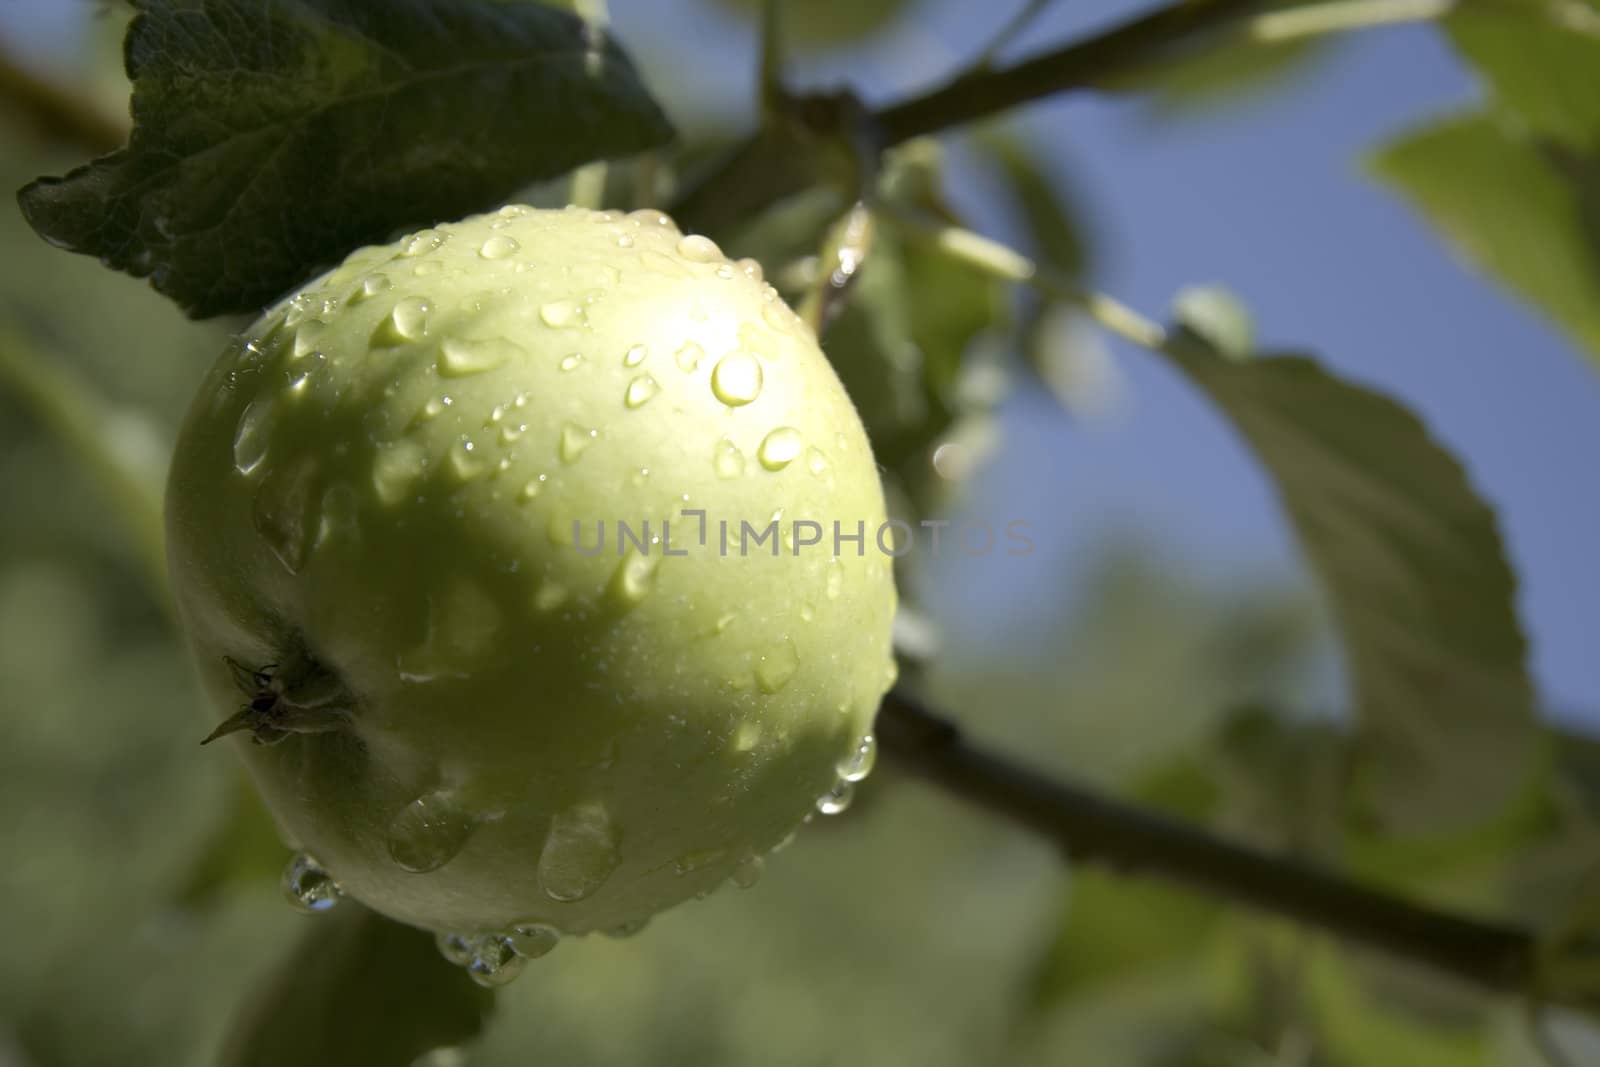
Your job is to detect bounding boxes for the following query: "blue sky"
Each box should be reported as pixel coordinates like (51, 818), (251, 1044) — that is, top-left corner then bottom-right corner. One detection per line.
(5, 0), (1598, 719)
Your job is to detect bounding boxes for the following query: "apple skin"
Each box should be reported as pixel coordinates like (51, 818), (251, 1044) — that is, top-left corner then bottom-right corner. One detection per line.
(166, 205), (897, 937)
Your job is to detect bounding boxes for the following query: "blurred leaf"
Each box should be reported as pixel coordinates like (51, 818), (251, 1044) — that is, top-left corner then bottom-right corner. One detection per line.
(220, 905), (493, 1067)
(1445, 0), (1600, 154)
(1372, 112), (1600, 368)
(17, 0), (674, 319)
(1304, 945), (1489, 1066)
(176, 775), (287, 909)
(1030, 871), (1223, 1010)
(707, 0), (920, 49)
(1137, 36), (1327, 118)
(975, 131), (1093, 280)
(825, 144), (1007, 508)
(1172, 351), (1536, 831)
(1172, 284), (1255, 360)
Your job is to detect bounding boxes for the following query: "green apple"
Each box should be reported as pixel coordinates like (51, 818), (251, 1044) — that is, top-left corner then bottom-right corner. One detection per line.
(166, 205), (897, 961)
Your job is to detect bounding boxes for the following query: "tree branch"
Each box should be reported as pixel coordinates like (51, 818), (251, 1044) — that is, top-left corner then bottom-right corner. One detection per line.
(875, 689), (1555, 1001)
(0, 38), (127, 155)
(874, 0), (1267, 146)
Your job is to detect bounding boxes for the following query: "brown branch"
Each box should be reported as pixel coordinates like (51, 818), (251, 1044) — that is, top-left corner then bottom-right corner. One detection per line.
(0, 37), (128, 155)
(876, 688), (1563, 1002)
(874, 0), (1268, 146)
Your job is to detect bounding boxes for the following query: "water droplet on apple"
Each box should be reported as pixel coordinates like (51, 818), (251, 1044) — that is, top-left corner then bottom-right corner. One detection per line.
(539, 301), (584, 328)
(816, 780), (854, 815)
(559, 423), (597, 462)
(539, 801), (621, 903)
(253, 456), (320, 573)
(755, 638), (799, 694)
(438, 336), (519, 377)
(479, 234), (520, 259)
(282, 852), (342, 912)
(711, 352), (762, 406)
(673, 847), (727, 875)
(676, 234), (722, 263)
(610, 553), (659, 605)
(757, 427), (803, 470)
(506, 922), (561, 959)
(232, 396), (275, 475)
(623, 343), (648, 367)
(386, 789), (476, 873)
(713, 438), (745, 479)
(624, 375), (659, 408)
(674, 340), (705, 372)
(373, 440), (426, 506)
(836, 734), (877, 783)
(730, 855), (764, 889)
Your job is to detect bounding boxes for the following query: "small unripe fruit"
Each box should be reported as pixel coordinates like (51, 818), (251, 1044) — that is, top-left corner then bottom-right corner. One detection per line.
(166, 206), (897, 944)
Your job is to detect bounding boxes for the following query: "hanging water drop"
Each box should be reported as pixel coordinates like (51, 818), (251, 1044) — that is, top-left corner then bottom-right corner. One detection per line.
(281, 852), (342, 913)
(836, 734), (877, 783)
(711, 352), (763, 407)
(730, 855), (764, 889)
(816, 780), (855, 816)
(507, 922), (561, 959)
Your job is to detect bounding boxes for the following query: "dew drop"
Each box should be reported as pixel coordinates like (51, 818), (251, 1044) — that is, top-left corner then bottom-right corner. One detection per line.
(732, 721), (762, 752)
(539, 301), (584, 328)
(674, 847), (728, 875)
(799, 602), (815, 622)
(730, 855), (764, 889)
(439, 336), (520, 377)
(559, 352), (586, 372)
(816, 780), (855, 816)
(373, 440), (426, 506)
(401, 230), (446, 257)
(715, 264), (735, 280)
(755, 637), (800, 694)
(736, 258), (764, 283)
(836, 734), (877, 783)
(386, 789), (476, 873)
(615, 234), (636, 249)
(315, 483), (358, 548)
(253, 456), (320, 574)
(623, 343), (648, 367)
(539, 801), (621, 903)
(519, 474), (546, 502)
(610, 553), (660, 605)
(757, 427), (804, 470)
(507, 922), (561, 959)
(282, 852), (342, 912)
(500, 421), (529, 445)
(604, 917), (650, 939)
(436, 931), (476, 967)
(825, 560), (843, 600)
(467, 934), (526, 988)
(624, 375), (660, 409)
(676, 234), (722, 263)
(674, 340), (705, 372)
(712, 438), (745, 479)
(479, 234), (520, 259)
(559, 423), (597, 462)
(534, 581), (569, 612)
(379, 297), (431, 343)
(805, 447), (831, 476)
(291, 320), (327, 359)
(352, 273), (392, 302)
(448, 438), (487, 481)
(711, 352), (763, 406)
(630, 208), (675, 229)
(232, 396), (276, 476)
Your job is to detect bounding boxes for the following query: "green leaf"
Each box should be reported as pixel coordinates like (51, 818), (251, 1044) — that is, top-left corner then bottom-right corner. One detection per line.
(17, 0), (674, 319)
(974, 130), (1093, 280)
(175, 775), (287, 908)
(220, 905), (493, 1067)
(1445, 0), (1600, 154)
(1171, 351), (1536, 831)
(1172, 284), (1255, 360)
(1128, 36), (1329, 120)
(1304, 945), (1489, 1066)
(1371, 112), (1600, 366)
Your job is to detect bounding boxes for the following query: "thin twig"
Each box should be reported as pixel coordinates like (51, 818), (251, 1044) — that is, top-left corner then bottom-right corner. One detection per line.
(876, 690), (1552, 1000)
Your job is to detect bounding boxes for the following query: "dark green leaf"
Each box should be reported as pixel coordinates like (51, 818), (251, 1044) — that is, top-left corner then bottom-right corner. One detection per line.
(1371, 113), (1600, 367)
(1130, 37), (1328, 120)
(1172, 351), (1536, 830)
(17, 0), (674, 319)
(220, 905), (493, 1067)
